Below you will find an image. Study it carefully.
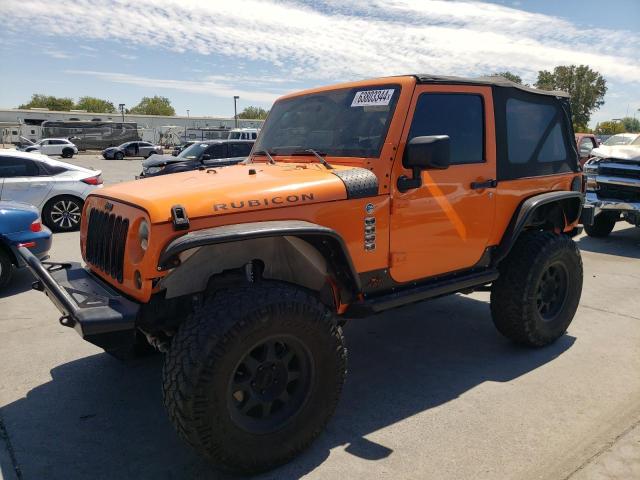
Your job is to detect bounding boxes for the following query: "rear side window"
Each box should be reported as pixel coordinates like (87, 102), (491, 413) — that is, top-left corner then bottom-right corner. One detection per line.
(408, 93), (484, 164)
(495, 92), (577, 180)
(0, 157), (39, 177)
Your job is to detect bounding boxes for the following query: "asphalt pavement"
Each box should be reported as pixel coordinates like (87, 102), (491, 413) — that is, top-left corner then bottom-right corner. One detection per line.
(1, 155), (639, 480)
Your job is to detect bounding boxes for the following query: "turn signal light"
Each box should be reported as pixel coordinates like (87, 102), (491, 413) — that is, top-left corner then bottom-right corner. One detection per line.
(30, 220), (42, 232)
(82, 175), (103, 185)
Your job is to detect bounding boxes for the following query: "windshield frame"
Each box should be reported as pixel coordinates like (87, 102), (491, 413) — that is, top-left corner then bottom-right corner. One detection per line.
(254, 83), (402, 159)
(178, 142), (215, 160)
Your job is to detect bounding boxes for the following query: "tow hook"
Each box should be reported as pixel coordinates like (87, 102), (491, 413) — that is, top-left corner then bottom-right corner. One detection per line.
(59, 316), (76, 328)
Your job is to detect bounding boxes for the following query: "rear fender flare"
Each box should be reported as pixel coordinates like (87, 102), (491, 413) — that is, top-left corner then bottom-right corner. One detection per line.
(493, 191), (583, 266)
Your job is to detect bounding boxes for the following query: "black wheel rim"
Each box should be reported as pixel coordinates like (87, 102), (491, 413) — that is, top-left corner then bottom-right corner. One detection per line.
(227, 335), (313, 434)
(50, 199), (81, 230)
(536, 262), (569, 321)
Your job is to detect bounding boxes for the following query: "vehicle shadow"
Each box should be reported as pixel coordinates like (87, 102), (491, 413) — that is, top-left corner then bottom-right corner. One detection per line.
(0, 294), (575, 480)
(576, 225), (640, 259)
(0, 268), (35, 298)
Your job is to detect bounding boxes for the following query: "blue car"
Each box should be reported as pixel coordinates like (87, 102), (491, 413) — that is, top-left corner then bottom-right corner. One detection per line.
(0, 201), (52, 289)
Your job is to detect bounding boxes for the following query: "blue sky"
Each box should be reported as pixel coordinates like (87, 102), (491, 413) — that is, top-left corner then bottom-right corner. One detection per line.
(1, 0), (638, 127)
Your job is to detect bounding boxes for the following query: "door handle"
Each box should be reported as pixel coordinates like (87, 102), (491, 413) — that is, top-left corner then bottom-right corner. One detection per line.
(470, 179), (497, 190)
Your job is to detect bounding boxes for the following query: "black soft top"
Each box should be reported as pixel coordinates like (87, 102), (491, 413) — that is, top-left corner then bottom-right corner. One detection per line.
(414, 74), (569, 98)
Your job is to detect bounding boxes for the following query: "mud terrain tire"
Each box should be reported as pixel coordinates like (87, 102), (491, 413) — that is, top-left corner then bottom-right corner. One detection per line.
(584, 212), (617, 238)
(162, 282), (347, 474)
(490, 231), (583, 347)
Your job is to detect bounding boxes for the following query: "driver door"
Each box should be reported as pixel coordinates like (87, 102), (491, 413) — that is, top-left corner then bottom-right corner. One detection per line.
(389, 85), (497, 283)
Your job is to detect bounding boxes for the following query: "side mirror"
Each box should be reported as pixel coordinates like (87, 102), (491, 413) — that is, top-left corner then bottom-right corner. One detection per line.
(201, 153), (212, 161)
(398, 135), (450, 192)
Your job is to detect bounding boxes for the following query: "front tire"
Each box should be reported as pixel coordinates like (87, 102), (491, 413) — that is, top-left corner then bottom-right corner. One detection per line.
(114, 152), (124, 160)
(162, 282), (347, 474)
(584, 212), (617, 238)
(490, 231), (583, 347)
(43, 196), (84, 232)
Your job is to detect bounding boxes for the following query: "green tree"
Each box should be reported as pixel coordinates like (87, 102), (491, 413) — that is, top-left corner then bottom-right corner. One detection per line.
(237, 106), (269, 120)
(75, 96), (116, 113)
(620, 116), (640, 133)
(18, 94), (74, 111)
(128, 96), (176, 116)
(535, 65), (607, 130)
(594, 121), (625, 135)
(489, 71), (523, 85)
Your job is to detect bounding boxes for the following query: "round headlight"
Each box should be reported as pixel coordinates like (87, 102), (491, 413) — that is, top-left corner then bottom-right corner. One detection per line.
(138, 220), (149, 251)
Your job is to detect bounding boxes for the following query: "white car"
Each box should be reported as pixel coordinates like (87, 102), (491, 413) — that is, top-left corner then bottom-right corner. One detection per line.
(21, 138), (79, 158)
(0, 150), (102, 232)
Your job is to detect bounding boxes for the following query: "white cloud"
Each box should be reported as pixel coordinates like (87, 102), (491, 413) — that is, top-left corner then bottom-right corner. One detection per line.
(65, 70), (284, 103)
(4, 0), (640, 86)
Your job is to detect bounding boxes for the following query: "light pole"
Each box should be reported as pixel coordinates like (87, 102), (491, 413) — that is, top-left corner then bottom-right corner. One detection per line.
(185, 109), (190, 141)
(119, 103), (125, 122)
(233, 96), (239, 129)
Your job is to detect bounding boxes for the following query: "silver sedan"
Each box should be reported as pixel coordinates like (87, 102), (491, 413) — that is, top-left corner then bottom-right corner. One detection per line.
(0, 149), (103, 232)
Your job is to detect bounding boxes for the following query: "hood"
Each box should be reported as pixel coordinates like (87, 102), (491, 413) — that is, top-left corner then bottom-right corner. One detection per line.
(143, 154), (184, 168)
(591, 145), (640, 162)
(103, 146), (119, 153)
(92, 162), (359, 223)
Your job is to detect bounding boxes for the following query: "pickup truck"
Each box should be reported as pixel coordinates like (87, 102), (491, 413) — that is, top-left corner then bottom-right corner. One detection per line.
(583, 143), (640, 236)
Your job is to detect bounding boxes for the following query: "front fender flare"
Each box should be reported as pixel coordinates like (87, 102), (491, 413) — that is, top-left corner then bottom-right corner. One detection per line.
(158, 220), (361, 294)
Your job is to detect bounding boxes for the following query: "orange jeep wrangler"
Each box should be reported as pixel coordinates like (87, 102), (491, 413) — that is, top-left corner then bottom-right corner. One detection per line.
(20, 74), (587, 473)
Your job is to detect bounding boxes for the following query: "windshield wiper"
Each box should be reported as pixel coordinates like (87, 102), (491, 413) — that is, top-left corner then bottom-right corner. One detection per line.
(249, 149), (276, 164)
(291, 148), (333, 170)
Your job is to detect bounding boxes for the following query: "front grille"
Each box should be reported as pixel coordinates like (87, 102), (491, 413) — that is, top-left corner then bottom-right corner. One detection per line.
(599, 166), (640, 180)
(85, 209), (129, 283)
(598, 184), (640, 203)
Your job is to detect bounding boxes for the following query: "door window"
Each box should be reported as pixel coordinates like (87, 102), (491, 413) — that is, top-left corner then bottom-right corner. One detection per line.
(407, 93), (484, 164)
(579, 138), (595, 157)
(0, 157), (39, 177)
(229, 143), (252, 157)
(204, 143), (226, 159)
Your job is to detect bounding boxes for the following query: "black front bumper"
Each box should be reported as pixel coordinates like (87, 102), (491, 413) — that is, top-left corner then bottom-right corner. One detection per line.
(18, 247), (140, 356)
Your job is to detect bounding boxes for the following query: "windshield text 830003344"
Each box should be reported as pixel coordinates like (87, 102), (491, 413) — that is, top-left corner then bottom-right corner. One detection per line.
(254, 85), (400, 158)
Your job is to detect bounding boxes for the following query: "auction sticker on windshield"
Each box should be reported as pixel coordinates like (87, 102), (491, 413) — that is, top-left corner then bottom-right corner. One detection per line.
(351, 89), (394, 107)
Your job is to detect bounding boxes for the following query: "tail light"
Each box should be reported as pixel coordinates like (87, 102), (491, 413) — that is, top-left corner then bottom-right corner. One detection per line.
(82, 175), (103, 185)
(30, 219), (42, 232)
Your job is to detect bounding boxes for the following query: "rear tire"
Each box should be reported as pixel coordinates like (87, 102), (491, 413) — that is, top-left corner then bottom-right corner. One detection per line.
(0, 249), (13, 290)
(43, 195), (84, 232)
(61, 148), (74, 158)
(162, 282), (347, 474)
(146, 151), (155, 159)
(490, 231), (583, 347)
(584, 212), (617, 237)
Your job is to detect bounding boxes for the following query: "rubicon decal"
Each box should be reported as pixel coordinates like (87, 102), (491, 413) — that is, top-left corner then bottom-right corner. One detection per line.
(214, 193), (315, 211)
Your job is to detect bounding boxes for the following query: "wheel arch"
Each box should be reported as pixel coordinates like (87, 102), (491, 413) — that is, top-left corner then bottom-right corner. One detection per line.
(156, 220), (361, 308)
(493, 191), (583, 266)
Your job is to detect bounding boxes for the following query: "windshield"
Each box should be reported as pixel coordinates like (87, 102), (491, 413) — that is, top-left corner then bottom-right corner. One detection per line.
(228, 132), (241, 139)
(117, 142), (131, 149)
(603, 134), (639, 146)
(178, 142), (210, 159)
(254, 85), (400, 158)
